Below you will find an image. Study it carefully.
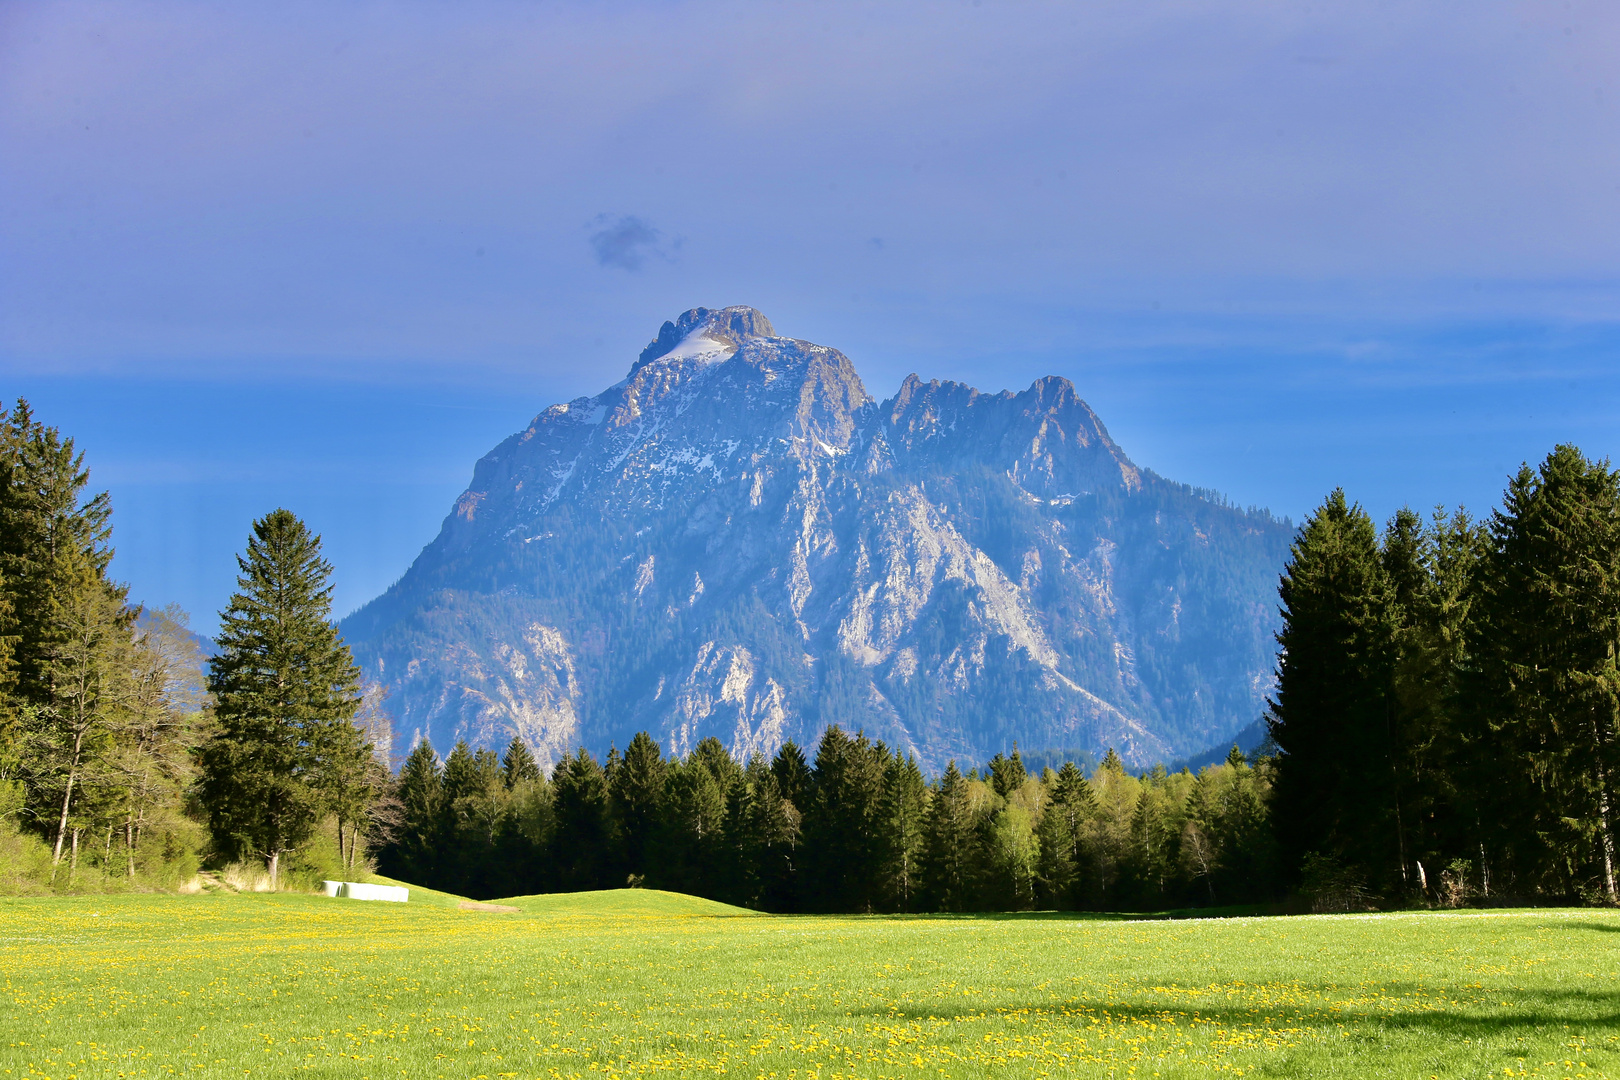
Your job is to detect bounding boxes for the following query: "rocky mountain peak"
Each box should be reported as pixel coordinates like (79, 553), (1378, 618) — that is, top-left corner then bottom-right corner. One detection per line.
(345, 305), (1292, 775)
(880, 372), (1140, 497)
(633, 306), (778, 374)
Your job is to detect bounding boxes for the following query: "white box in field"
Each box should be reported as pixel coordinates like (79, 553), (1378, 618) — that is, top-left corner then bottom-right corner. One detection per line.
(322, 880), (409, 902)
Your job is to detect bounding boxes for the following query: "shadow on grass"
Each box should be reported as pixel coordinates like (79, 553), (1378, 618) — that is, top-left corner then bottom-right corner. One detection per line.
(864, 904), (1620, 924)
(857, 903), (1288, 922)
(850, 982), (1620, 1038)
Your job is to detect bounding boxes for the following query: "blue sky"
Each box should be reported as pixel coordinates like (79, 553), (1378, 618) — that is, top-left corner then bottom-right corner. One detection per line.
(3, 1), (1618, 632)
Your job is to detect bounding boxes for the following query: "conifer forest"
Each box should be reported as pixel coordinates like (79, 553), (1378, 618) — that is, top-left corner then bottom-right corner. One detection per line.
(3, 396), (1618, 912)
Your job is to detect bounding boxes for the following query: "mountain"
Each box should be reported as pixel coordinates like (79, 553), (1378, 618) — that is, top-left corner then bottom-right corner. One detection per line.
(341, 306), (1293, 772)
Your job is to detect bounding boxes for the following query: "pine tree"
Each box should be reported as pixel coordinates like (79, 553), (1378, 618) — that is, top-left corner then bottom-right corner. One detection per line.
(386, 739), (442, 886)
(987, 748), (1028, 798)
(495, 759), (551, 895)
(880, 754), (929, 911)
(0, 400), (131, 862)
(0, 401), (116, 713)
(737, 754), (801, 911)
(502, 739), (541, 788)
(920, 762), (977, 911)
(435, 741), (481, 892)
(1388, 506), (1486, 891)
(1461, 448), (1620, 900)
(551, 748), (612, 890)
(1268, 489), (1403, 894)
(198, 509), (362, 889)
(1083, 751), (1135, 906)
(611, 731), (667, 883)
(770, 741), (810, 809)
(658, 748), (729, 895)
(800, 726), (890, 912)
(1037, 762), (1095, 907)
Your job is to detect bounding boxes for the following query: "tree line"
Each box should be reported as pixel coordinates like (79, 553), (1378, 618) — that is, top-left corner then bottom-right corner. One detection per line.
(1270, 444), (1620, 907)
(5, 393), (1617, 910)
(378, 731), (1274, 912)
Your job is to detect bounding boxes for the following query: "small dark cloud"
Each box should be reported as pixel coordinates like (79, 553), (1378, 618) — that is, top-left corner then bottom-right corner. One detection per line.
(588, 214), (668, 272)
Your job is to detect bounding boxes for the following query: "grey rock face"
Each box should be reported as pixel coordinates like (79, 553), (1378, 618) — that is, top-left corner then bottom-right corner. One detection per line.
(342, 307), (1292, 773)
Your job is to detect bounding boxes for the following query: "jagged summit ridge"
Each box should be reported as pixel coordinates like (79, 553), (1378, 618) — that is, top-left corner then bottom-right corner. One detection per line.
(343, 307), (1292, 774)
(633, 306), (778, 374)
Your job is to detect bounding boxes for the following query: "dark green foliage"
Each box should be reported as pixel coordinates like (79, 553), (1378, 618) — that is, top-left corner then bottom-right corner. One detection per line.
(0, 400), (116, 713)
(656, 743), (732, 894)
(1268, 490), (1403, 893)
(384, 739), (442, 885)
(360, 445), (1620, 913)
(986, 748), (1027, 798)
(612, 731), (667, 882)
(879, 754), (928, 911)
(502, 740), (541, 788)
(1036, 762), (1093, 907)
(920, 762), (977, 911)
(799, 726), (890, 912)
(1461, 447), (1620, 902)
(551, 748), (613, 890)
(770, 741), (810, 807)
(198, 509), (364, 887)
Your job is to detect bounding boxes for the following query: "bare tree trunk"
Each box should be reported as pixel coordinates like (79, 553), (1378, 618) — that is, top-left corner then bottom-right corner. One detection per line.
(69, 827), (82, 886)
(268, 848), (280, 891)
(125, 816), (136, 878)
(50, 729), (86, 869)
(1596, 770), (1618, 903)
(132, 767), (151, 851)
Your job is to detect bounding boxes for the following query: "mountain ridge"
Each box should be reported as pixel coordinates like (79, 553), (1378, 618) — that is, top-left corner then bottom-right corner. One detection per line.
(342, 306), (1292, 773)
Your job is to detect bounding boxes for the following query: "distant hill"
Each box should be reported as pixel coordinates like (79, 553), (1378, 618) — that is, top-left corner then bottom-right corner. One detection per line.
(342, 306), (1292, 772)
(490, 889), (758, 917)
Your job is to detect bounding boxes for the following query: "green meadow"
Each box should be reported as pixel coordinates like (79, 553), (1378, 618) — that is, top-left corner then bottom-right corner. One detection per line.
(1, 888), (1616, 1079)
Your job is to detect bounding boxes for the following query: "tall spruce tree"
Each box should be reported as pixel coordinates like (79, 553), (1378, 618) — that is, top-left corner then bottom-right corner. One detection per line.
(800, 726), (890, 912)
(1462, 447), (1620, 900)
(770, 741), (810, 809)
(1268, 489), (1404, 894)
(502, 739), (541, 788)
(880, 754), (929, 911)
(611, 731), (667, 882)
(920, 761), (977, 911)
(658, 742), (733, 895)
(387, 739), (443, 886)
(1036, 762), (1094, 908)
(551, 748), (613, 890)
(198, 509), (362, 888)
(0, 400), (131, 861)
(0, 401), (117, 712)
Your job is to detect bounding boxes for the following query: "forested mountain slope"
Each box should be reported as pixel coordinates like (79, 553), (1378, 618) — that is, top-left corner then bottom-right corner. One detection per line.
(341, 307), (1292, 771)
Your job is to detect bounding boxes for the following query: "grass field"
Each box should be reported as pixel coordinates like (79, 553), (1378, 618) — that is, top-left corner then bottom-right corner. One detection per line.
(1, 888), (1616, 1079)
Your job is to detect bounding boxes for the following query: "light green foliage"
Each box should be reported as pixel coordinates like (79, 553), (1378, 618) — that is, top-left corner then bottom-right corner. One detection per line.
(0, 402), (209, 891)
(1, 891), (1616, 1078)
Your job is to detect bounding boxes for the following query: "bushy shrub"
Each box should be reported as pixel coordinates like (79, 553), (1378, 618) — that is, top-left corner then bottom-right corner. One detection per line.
(0, 821), (56, 895)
